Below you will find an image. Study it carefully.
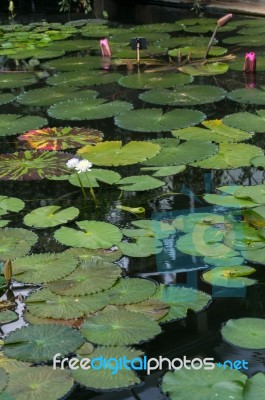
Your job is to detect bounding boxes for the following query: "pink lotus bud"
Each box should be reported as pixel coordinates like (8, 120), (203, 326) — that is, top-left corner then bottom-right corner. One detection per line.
(217, 13), (233, 27)
(244, 52), (256, 73)
(100, 38), (112, 57)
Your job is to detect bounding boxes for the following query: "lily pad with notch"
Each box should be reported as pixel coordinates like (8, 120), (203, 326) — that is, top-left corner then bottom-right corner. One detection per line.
(64, 246), (122, 263)
(47, 70), (122, 87)
(116, 175), (165, 191)
(0, 228), (38, 261)
(119, 236), (163, 257)
(223, 110), (265, 133)
(221, 318), (265, 349)
(0, 93), (15, 105)
(178, 62), (229, 76)
(0, 114), (47, 137)
(228, 88), (265, 105)
(0, 72), (37, 89)
(42, 55), (103, 71)
(106, 278), (157, 305)
(23, 205), (79, 228)
(202, 265), (257, 288)
(118, 72), (193, 90)
(69, 168), (121, 188)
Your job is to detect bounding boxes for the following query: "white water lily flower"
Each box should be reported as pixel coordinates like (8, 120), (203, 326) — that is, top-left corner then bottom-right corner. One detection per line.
(66, 157), (80, 169)
(75, 159), (93, 174)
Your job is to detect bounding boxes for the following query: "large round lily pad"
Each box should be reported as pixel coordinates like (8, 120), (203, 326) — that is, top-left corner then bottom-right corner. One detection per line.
(115, 108), (205, 132)
(0, 93), (15, 105)
(68, 168), (121, 188)
(78, 141), (160, 166)
(161, 364), (247, 400)
(0, 73), (37, 89)
(119, 236), (163, 257)
(0, 228), (38, 261)
(117, 175), (165, 191)
(54, 220), (122, 249)
(228, 88), (265, 105)
(139, 85), (226, 106)
(223, 110), (265, 133)
(202, 266), (256, 288)
(118, 72), (193, 89)
(12, 252), (78, 284)
(3, 324), (85, 362)
(107, 278), (157, 305)
(23, 205), (79, 228)
(244, 373), (265, 400)
(0, 114), (47, 137)
(48, 98), (133, 120)
(47, 70), (121, 87)
(221, 318), (265, 349)
(48, 258), (121, 296)
(81, 309), (161, 345)
(43, 55), (103, 71)
(6, 366), (74, 400)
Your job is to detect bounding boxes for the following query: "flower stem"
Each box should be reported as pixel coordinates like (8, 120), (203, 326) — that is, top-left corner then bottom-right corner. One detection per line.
(85, 172), (99, 206)
(76, 172), (87, 199)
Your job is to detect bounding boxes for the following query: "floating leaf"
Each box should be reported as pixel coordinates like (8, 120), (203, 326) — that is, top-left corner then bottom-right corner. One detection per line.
(0, 114), (47, 137)
(43, 55), (103, 71)
(141, 165), (186, 177)
(243, 205), (265, 228)
(72, 346), (142, 390)
(48, 98), (133, 120)
(145, 139), (217, 166)
(251, 155), (265, 168)
(78, 141), (160, 166)
(26, 288), (109, 319)
(0, 228), (38, 261)
(125, 299), (169, 321)
(241, 248), (265, 265)
(202, 266), (256, 288)
(172, 212), (225, 233)
(139, 85), (226, 106)
(0, 310), (18, 325)
(3, 324), (85, 362)
(12, 252), (78, 284)
(0, 368), (7, 392)
(48, 258), (121, 296)
(203, 256), (245, 268)
(221, 318), (265, 349)
(0, 93), (15, 105)
(234, 185), (265, 204)
(230, 55), (265, 72)
(9, 49), (65, 60)
(169, 46), (227, 58)
(6, 366), (74, 400)
(161, 364), (247, 400)
(115, 108), (205, 132)
(172, 120), (253, 143)
(54, 220), (122, 249)
(81, 309), (161, 345)
(117, 175), (165, 191)
(48, 39), (99, 52)
(152, 285), (211, 323)
(223, 110), (265, 133)
(24, 311), (85, 328)
(178, 62), (228, 76)
(68, 168), (121, 188)
(204, 194), (260, 208)
(107, 278), (157, 305)
(0, 73), (37, 89)
(244, 373), (265, 400)
(223, 35), (264, 46)
(0, 151), (72, 180)
(119, 237), (163, 257)
(16, 87), (98, 106)
(228, 88), (265, 105)
(23, 205), (79, 228)
(118, 72), (193, 89)
(193, 143), (263, 169)
(19, 127), (103, 150)
(47, 71), (121, 87)
(0, 196), (24, 213)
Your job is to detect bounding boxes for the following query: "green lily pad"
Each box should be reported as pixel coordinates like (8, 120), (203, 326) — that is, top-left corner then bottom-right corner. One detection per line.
(172, 212), (225, 233)
(178, 62), (229, 76)
(161, 364), (247, 400)
(9, 49), (65, 60)
(224, 222), (265, 251)
(241, 248), (265, 265)
(172, 120), (253, 143)
(139, 85), (226, 106)
(117, 175), (165, 191)
(78, 141), (160, 166)
(16, 87), (98, 107)
(221, 318), (265, 349)
(42, 55), (103, 71)
(3, 324), (85, 362)
(68, 168), (121, 188)
(193, 143), (263, 169)
(48, 39), (99, 52)
(244, 373), (265, 400)
(251, 155), (265, 168)
(0, 196), (24, 213)
(47, 70), (121, 87)
(203, 194), (260, 208)
(26, 288), (109, 319)
(0, 73), (37, 89)
(202, 266), (256, 288)
(125, 299), (169, 321)
(0, 228), (38, 261)
(81, 309), (161, 345)
(118, 71), (193, 89)
(230, 55), (265, 72)
(0, 151), (72, 180)
(12, 252), (78, 284)
(23, 205), (79, 228)
(0, 93), (15, 105)
(48, 98), (133, 120)
(0, 368), (7, 392)
(107, 278), (157, 305)
(145, 139), (217, 166)
(234, 185), (265, 204)
(119, 236), (163, 257)
(71, 346), (142, 390)
(223, 35), (264, 46)
(19, 127), (103, 150)
(228, 88), (265, 105)
(0, 310), (18, 325)
(127, 220), (175, 239)
(223, 110), (265, 133)
(243, 205), (265, 228)
(152, 285), (211, 323)
(115, 108), (205, 132)
(140, 165), (186, 177)
(203, 256), (245, 268)
(54, 220), (122, 249)
(48, 258), (121, 296)
(169, 46), (227, 58)
(6, 366), (74, 400)
(64, 246), (122, 263)
(0, 114), (47, 137)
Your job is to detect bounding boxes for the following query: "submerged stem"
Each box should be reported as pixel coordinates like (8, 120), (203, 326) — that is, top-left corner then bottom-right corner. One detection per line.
(76, 172), (87, 199)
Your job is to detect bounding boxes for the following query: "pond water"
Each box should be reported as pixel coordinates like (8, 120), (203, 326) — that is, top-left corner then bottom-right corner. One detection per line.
(0, 4), (265, 400)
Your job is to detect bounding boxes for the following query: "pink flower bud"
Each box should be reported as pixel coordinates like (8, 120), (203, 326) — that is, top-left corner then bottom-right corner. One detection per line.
(217, 13), (233, 27)
(100, 38), (112, 57)
(244, 52), (256, 73)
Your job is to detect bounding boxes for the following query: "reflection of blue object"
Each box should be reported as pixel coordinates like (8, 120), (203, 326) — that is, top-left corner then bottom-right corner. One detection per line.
(180, 184), (203, 204)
